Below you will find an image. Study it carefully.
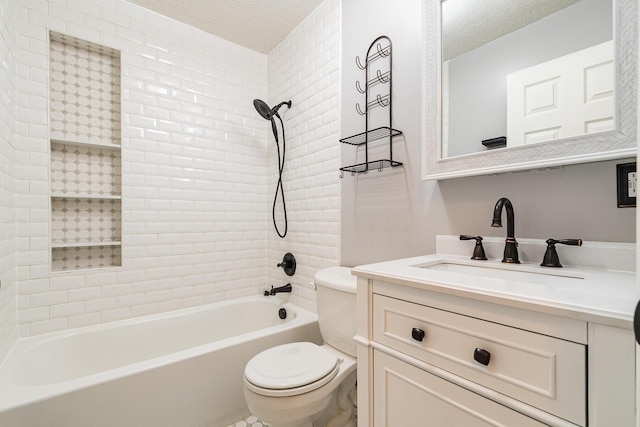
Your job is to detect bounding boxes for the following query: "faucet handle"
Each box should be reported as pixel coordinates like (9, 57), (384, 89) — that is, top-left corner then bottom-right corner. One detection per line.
(540, 238), (582, 268)
(276, 252), (296, 276)
(459, 235), (488, 260)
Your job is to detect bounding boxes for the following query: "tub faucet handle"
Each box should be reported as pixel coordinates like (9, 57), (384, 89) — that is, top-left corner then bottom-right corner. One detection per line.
(459, 235), (487, 260)
(540, 238), (582, 268)
(276, 252), (296, 276)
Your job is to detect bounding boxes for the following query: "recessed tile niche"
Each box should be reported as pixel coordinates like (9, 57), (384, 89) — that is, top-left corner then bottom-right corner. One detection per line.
(49, 31), (122, 271)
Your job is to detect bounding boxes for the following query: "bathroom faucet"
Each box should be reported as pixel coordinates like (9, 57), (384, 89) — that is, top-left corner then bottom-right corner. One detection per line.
(491, 197), (520, 263)
(264, 283), (292, 296)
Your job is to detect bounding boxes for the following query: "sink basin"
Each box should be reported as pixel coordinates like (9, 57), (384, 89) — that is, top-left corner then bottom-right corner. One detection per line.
(417, 261), (586, 282)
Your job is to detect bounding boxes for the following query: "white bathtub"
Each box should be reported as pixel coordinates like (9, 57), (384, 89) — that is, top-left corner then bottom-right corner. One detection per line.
(0, 296), (322, 427)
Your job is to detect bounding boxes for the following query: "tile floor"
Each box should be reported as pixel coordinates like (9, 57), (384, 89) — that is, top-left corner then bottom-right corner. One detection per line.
(227, 415), (269, 427)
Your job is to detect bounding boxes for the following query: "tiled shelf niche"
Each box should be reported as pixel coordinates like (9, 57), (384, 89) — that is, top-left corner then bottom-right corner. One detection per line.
(49, 31), (122, 272)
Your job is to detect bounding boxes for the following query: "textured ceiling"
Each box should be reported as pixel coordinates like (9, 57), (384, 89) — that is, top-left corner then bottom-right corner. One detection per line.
(443, 0), (579, 59)
(127, 0), (323, 54)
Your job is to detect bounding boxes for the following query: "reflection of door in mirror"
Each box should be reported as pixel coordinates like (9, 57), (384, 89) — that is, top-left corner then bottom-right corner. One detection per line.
(507, 40), (613, 146)
(442, 0), (613, 158)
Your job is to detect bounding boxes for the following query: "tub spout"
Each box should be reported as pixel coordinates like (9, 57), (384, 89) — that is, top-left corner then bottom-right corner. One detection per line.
(264, 283), (292, 296)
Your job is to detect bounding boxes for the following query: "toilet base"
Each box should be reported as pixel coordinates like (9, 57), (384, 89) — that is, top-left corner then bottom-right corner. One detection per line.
(244, 370), (356, 427)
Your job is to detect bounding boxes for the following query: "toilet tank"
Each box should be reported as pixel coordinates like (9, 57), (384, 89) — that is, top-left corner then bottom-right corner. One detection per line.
(313, 266), (357, 358)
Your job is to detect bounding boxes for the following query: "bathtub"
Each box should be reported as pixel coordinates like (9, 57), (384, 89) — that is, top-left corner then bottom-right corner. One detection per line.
(0, 296), (322, 427)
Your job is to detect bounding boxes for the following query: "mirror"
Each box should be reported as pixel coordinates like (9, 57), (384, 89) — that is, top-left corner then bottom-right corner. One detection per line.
(422, 0), (636, 180)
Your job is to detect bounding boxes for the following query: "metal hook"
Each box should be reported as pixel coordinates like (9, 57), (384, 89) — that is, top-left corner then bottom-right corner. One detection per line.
(356, 80), (366, 94)
(355, 56), (366, 70)
(356, 103), (366, 115)
(376, 94), (390, 107)
(376, 70), (390, 84)
(376, 43), (390, 58)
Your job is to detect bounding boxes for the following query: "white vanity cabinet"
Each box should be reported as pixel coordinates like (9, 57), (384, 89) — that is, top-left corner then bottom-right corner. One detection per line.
(353, 256), (637, 427)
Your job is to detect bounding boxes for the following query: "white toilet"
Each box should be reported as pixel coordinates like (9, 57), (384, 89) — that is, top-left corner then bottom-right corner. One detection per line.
(243, 266), (357, 427)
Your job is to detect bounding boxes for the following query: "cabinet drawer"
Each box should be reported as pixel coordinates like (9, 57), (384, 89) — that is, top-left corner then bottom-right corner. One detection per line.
(373, 294), (586, 426)
(373, 349), (548, 427)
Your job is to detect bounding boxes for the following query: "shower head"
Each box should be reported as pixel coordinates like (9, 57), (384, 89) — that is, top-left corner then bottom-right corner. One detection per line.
(253, 99), (292, 120)
(253, 99), (273, 120)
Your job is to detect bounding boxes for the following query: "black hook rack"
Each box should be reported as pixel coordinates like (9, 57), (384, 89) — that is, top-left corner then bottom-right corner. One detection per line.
(340, 35), (403, 177)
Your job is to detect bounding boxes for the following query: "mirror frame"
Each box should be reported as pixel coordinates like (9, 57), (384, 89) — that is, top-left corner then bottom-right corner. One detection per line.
(422, 0), (637, 180)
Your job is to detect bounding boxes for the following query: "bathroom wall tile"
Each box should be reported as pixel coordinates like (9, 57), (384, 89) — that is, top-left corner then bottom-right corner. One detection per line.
(30, 317), (67, 336)
(68, 311), (101, 329)
(30, 290), (68, 307)
(50, 301), (85, 318)
(9, 0), (339, 338)
(101, 306), (130, 323)
(18, 306), (49, 324)
(266, 0), (341, 311)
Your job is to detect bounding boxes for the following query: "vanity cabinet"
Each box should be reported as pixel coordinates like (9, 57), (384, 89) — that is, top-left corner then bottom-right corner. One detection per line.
(355, 275), (636, 427)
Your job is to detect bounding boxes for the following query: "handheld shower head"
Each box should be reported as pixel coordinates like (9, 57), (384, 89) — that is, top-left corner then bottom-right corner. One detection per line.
(253, 99), (292, 120)
(253, 99), (273, 120)
(252, 98), (292, 239)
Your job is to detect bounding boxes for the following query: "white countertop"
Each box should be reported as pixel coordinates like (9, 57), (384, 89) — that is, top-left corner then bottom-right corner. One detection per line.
(352, 238), (637, 328)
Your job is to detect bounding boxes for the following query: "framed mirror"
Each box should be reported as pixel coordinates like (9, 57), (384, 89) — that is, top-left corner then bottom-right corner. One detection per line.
(422, 0), (637, 180)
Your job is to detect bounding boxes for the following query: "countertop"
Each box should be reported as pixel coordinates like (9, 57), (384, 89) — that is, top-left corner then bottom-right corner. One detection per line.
(352, 253), (637, 329)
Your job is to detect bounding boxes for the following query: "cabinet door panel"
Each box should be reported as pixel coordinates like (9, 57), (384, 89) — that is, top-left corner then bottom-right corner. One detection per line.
(373, 294), (585, 425)
(373, 350), (546, 426)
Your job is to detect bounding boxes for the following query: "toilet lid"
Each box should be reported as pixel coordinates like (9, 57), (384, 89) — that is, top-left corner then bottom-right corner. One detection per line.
(244, 342), (339, 390)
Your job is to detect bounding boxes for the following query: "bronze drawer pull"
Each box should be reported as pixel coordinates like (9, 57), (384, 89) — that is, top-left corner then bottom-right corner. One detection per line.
(411, 328), (425, 342)
(474, 348), (491, 366)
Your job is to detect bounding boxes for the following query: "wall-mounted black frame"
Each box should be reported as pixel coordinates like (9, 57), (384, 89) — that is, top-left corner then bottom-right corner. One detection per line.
(616, 162), (636, 207)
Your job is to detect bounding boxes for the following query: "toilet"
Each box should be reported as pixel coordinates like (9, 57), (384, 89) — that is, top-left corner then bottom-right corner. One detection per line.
(243, 266), (357, 427)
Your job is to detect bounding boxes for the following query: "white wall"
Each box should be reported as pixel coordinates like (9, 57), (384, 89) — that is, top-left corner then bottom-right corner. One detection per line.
(340, 0), (449, 266)
(13, 0), (270, 338)
(266, 0), (341, 312)
(0, 0), (17, 362)
(341, 0), (635, 267)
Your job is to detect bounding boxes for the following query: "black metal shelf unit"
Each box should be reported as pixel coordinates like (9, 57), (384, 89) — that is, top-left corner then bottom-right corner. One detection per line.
(340, 36), (403, 176)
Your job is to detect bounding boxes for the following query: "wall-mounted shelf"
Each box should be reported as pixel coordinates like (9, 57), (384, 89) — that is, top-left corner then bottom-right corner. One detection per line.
(50, 139), (121, 150)
(52, 241), (122, 248)
(51, 192), (122, 200)
(339, 126), (403, 146)
(49, 31), (122, 271)
(340, 159), (403, 174)
(340, 36), (403, 177)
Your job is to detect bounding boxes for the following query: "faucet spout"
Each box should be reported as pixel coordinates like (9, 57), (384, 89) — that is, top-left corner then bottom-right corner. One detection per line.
(491, 197), (520, 263)
(265, 283), (292, 296)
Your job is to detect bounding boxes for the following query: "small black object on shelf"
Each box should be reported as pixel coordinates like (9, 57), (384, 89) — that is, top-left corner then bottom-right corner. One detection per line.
(481, 136), (507, 149)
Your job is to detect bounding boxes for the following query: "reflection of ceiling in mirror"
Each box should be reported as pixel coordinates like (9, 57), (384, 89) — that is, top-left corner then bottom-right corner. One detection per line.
(442, 0), (579, 60)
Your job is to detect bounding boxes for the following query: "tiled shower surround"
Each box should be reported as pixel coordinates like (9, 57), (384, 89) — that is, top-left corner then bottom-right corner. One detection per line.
(5, 0), (340, 340)
(0, 0), (17, 362)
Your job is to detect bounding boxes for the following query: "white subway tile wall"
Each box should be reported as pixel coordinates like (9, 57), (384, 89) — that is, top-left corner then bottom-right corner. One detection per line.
(0, 0), (17, 361)
(8, 0), (341, 338)
(266, 0), (341, 312)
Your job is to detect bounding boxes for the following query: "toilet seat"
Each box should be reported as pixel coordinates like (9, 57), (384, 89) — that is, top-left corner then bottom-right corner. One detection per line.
(244, 342), (340, 397)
